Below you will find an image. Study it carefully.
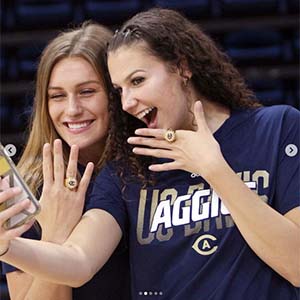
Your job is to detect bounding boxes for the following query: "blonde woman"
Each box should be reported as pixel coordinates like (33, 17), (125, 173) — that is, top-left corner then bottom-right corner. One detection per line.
(0, 22), (130, 300)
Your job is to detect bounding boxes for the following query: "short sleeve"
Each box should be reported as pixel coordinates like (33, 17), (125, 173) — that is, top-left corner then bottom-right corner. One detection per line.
(85, 164), (128, 236)
(1, 224), (40, 274)
(274, 107), (300, 214)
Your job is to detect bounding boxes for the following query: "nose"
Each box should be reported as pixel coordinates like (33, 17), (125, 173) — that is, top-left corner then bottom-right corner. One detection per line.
(121, 89), (138, 113)
(65, 95), (82, 116)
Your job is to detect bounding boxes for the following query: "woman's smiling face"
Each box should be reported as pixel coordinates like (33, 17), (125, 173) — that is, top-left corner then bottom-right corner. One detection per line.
(48, 56), (109, 162)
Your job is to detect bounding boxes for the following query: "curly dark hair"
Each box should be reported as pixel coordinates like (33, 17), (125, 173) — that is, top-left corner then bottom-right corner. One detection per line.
(105, 8), (261, 185)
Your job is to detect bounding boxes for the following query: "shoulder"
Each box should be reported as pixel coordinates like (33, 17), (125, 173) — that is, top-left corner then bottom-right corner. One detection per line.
(239, 105), (299, 133)
(224, 105), (299, 150)
(253, 105), (299, 121)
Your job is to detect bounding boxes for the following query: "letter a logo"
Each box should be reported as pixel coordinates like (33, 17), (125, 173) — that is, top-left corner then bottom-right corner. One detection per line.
(202, 239), (211, 250)
(192, 234), (218, 256)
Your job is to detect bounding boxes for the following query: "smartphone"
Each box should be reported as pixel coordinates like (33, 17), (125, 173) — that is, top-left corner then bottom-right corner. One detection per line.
(0, 143), (40, 229)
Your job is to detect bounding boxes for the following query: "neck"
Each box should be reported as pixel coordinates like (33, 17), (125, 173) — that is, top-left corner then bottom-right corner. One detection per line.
(78, 142), (105, 166)
(195, 99), (230, 133)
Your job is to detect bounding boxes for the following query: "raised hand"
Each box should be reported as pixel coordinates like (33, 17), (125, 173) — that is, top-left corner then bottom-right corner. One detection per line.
(127, 101), (226, 179)
(37, 139), (94, 244)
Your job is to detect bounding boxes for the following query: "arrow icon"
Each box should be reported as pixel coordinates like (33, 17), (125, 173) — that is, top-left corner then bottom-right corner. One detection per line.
(285, 144), (298, 157)
(4, 144), (17, 157)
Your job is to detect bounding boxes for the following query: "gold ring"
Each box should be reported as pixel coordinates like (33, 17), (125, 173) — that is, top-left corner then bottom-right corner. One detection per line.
(164, 129), (176, 143)
(64, 177), (78, 190)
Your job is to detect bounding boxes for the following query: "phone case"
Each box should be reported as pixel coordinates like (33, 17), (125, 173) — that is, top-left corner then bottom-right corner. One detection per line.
(0, 143), (40, 229)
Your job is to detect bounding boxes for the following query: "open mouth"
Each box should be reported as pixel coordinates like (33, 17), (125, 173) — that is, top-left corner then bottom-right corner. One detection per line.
(136, 107), (157, 127)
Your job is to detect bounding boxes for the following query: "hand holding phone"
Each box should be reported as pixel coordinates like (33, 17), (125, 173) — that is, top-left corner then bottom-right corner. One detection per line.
(0, 143), (40, 229)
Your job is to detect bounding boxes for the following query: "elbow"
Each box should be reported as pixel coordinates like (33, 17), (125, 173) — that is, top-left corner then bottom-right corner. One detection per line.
(71, 261), (106, 288)
(283, 264), (300, 288)
(62, 249), (96, 288)
(289, 273), (300, 288)
(292, 281), (300, 288)
(71, 278), (91, 288)
(69, 273), (93, 288)
(279, 245), (300, 287)
(69, 265), (95, 288)
(290, 257), (300, 287)
(288, 278), (300, 288)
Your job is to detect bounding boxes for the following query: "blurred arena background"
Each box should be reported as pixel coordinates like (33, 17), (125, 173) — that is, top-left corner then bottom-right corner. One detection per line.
(0, 1), (299, 299)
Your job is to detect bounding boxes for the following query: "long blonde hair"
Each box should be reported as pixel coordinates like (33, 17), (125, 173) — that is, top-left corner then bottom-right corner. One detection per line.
(18, 22), (113, 196)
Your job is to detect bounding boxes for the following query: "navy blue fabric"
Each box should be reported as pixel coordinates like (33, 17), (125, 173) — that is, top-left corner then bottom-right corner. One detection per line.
(1, 167), (131, 300)
(87, 105), (300, 300)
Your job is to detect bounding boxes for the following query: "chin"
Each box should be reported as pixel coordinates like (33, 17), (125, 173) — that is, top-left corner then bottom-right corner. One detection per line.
(65, 139), (87, 149)
(77, 141), (93, 150)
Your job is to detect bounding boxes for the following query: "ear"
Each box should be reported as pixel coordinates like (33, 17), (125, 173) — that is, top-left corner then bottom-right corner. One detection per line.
(177, 58), (192, 80)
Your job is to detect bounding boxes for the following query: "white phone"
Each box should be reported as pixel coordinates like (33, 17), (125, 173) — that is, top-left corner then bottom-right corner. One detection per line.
(0, 143), (40, 229)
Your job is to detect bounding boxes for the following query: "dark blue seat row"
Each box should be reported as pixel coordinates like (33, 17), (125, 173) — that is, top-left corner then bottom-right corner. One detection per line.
(1, 95), (33, 132)
(1, 0), (142, 30)
(1, 42), (46, 81)
(1, 0), (299, 31)
(249, 79), (299, 107)
(219, 0), (299, 16)
(223, 29), (299, 66)
(84, 0), (141, 24)
(2, 29), (298, 81)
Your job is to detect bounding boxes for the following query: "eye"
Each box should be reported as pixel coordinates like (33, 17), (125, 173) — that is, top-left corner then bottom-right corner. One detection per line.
(131, 77), (144, 86)
(48, 93), (65, 100)
(80, 89), (95, 96)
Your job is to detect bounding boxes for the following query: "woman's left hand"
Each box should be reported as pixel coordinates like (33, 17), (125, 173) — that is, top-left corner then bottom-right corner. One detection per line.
(127, 101), (225, 178)
(37, 139), (94, 244)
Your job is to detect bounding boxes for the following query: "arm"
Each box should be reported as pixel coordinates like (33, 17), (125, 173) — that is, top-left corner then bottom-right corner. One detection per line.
(128, 101), (300, 286)
(0, 189), (59, 300)
(1, 140), (117, 297)
(2, 208), (122, 288)
(7, 272), (72, 300)
(0, 190), (67, 300)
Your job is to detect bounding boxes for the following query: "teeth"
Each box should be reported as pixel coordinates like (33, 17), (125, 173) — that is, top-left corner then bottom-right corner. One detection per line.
(67, 121), (90, 129)
(136, 107), (154, 120)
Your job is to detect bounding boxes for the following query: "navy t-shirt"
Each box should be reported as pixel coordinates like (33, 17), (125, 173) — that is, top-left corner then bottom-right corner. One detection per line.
(1, 169), (131, 300)
(87, 105), (300, 300)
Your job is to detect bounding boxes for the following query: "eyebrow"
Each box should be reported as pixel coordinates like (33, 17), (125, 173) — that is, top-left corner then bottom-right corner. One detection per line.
(113, 69), (145, 87)
(48, 80), (102, 90)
